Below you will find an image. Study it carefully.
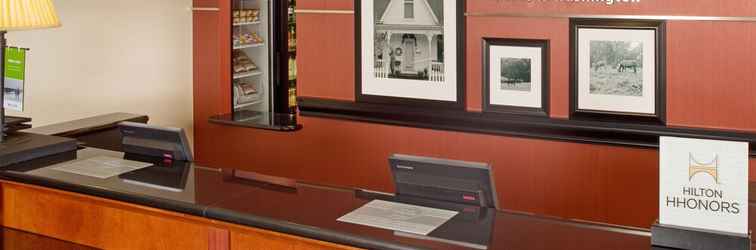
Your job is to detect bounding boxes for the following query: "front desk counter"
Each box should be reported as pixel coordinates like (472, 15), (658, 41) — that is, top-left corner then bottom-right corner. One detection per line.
(0, 148), (750, 250)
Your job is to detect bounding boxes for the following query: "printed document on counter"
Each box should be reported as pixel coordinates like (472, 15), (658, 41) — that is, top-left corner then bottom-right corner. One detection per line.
(51, 156), (153, 179)
(337, 199), (458, 235)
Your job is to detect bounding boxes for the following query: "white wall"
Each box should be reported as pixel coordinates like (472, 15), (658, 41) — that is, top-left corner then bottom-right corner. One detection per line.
(6, 0), (194, 139)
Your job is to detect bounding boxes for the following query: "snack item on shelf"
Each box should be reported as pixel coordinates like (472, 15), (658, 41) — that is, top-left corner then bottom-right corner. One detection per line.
(233, 9), (260, 24)
(237, 81), (258, 96)
(234, 80), (262, 106)
(232, 51), (259, 74)
(233, 64), (246, 73)
(233, 32), (264, 47)
(243, 61), (257, 71)
(232, 34), (241, 46)
(249, 32), (263, 43)
(233, 50), (246, 62)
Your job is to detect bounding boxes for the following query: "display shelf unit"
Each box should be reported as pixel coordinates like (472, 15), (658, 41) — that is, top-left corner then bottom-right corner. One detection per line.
(228, 0), (293, 114)
(287, 0), (297, 109)
(212, 0), (298, 131)
(231, 0), (271, 114)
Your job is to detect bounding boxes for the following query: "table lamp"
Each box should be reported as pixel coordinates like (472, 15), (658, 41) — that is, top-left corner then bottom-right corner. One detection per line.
(0, 0), (61, 142)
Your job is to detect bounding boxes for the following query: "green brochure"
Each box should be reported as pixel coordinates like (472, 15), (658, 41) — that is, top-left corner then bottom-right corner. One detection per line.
(3, 47), (26, 111)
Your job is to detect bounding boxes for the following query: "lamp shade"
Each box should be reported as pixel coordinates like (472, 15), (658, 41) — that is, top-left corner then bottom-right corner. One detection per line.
(0, 0), (60, 31)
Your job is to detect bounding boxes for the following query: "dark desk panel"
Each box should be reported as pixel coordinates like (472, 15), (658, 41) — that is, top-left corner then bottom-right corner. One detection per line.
(2, 148), (752, 250)
(22, 113), (148, 151)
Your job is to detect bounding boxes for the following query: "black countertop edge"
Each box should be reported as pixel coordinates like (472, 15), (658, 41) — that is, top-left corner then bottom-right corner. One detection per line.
(0, 170), (427, 250)
(298, 97), (756, 156)
(209, 114), (302, 132)
(0, 171), (207, 218)
(56, 115), (149, 138)
(205, 207), (429, 250)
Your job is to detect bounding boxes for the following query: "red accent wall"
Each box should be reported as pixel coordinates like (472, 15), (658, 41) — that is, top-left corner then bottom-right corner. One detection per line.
(194, 0), (756, 229)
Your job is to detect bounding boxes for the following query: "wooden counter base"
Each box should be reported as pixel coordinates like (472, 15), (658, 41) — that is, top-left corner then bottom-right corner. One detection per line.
(0, 180), (361, 250)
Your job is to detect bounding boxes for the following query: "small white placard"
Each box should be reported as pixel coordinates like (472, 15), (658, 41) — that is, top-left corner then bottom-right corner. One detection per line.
(659, 137), (749, 235)
(337, 200), (458, 235)
(52, 156), (153, 179)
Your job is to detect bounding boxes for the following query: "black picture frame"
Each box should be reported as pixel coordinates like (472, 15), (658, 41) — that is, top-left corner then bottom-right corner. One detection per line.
(355, 0), (466, 110)
(569, 18), (666, 125)
(482, 38), (550, 117)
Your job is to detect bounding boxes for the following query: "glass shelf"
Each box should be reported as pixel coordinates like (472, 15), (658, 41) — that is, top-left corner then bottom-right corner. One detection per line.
(234, 99), (265, 110)
(233, 70), (263, 79)
(234, 43), (265, 50)
(233, 21), (261, 26)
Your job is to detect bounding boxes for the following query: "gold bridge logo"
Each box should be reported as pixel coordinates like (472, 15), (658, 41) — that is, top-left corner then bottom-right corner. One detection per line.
(689, 153), (719, 184)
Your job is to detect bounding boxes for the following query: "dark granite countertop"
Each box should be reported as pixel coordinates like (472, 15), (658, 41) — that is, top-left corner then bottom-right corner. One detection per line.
(22, 112), (148, 137)
(3, 148), (749, 250)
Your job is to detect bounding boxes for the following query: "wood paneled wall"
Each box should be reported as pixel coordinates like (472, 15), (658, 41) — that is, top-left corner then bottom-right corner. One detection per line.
(666, 21), (756, 132)
(193, 0), (756, 228)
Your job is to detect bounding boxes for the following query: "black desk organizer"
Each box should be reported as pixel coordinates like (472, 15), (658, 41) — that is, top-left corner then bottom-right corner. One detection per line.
(651, 222), (751, 250)
(4, 116), (32, 133)
(1, 117), (77, 167)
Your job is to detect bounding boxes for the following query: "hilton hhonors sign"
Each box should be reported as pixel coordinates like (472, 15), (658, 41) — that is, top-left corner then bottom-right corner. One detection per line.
(660, 137), (749, 235)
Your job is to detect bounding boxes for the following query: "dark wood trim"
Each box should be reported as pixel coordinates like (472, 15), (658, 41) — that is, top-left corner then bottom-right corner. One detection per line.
(482, 38), (550, 117)
(569, 18), (667, 125)
(298, 97), (756, 156)
(354, 0), (467, 110)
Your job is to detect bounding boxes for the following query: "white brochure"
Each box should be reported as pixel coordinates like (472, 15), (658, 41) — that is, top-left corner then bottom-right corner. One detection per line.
(337, 199), (458, 235)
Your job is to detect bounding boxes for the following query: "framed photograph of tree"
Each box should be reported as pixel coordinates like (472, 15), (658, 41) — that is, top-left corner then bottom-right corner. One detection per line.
(483, 38), (549, 117)
(570, 18), (666, 124)
(355, 0), (465, 109)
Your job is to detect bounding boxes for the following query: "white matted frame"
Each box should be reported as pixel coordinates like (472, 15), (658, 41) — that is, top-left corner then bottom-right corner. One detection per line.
(569, 18), (666, 124)
(483, 38), (549, 117)
(355, 0), (465, 109)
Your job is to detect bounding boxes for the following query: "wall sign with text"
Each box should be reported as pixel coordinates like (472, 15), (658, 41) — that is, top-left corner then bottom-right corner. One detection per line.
(3, 47), (26, 112)
(659, 137), (749, 235)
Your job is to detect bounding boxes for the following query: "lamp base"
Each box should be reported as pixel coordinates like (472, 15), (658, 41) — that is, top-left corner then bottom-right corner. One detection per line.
(651, 222), (751, 250)
(0, 132), (77, 167)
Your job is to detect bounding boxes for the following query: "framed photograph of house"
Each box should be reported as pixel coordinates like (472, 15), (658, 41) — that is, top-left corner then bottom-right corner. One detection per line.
(483, 38), (549, 117)
(356, 0), (465, 108)
(570, 19), (666, 124)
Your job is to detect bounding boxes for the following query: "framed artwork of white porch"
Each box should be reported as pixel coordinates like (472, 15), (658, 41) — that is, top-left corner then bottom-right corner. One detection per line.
(356, 0), (465, 108)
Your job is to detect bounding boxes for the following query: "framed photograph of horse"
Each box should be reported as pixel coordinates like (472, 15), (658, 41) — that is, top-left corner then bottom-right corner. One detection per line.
(483, 38), (549, 117)
(355, 0), (465, 109)
(569, 18), (666, 124)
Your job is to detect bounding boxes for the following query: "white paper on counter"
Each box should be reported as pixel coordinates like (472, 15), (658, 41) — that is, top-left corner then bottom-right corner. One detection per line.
(51, 156), (153, 179)
(337, 199), (458, 235)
